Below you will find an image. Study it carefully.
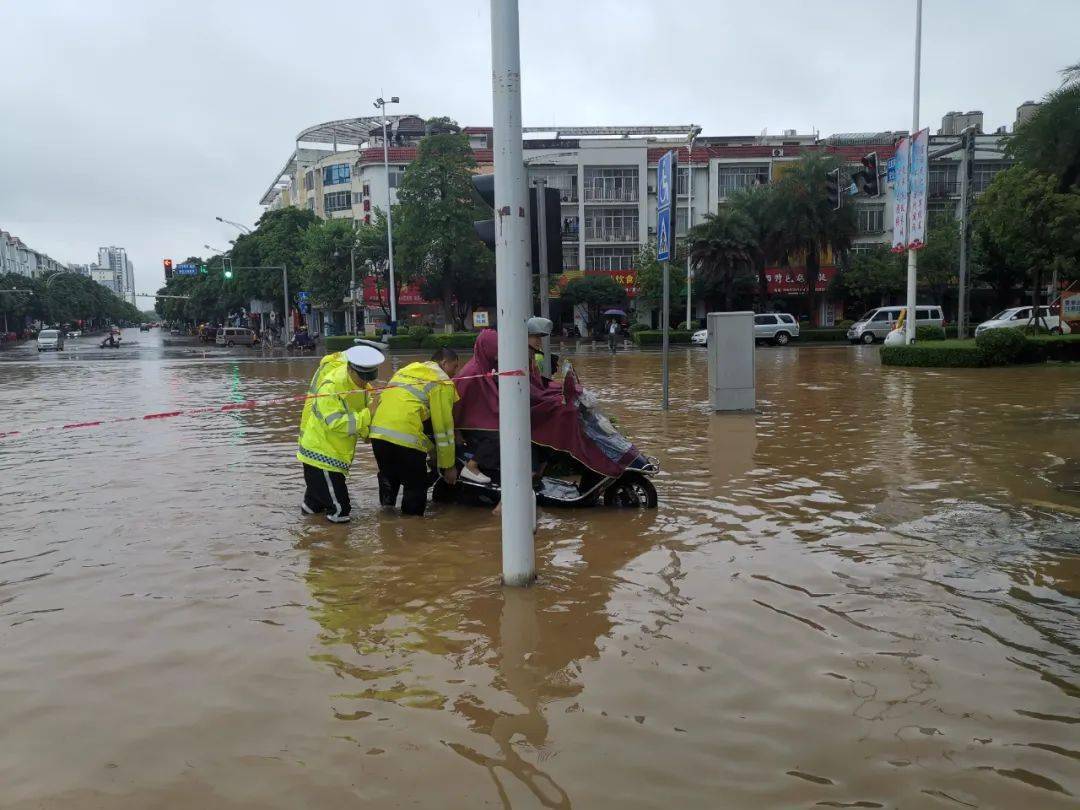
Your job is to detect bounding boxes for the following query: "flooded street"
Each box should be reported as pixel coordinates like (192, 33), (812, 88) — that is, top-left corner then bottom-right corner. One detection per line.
(1, 329), (1078, 808)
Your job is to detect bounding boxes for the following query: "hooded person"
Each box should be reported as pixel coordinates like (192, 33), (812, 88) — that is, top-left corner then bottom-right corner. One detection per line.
(454, 329), (635, 481)
(297, 342), (385, 523)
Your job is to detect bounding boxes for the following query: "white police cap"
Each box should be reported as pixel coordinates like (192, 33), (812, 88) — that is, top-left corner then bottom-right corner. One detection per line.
(343, 344), (385, 371)
(527, 316), (553, 336)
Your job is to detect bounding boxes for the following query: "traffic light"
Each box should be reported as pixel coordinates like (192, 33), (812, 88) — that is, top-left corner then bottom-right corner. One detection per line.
(163, 258), (173, 279)
(825, 168), (841, 211)
(854, 152), (880, 197)
(472, 173), (563, 277)
(199, 264), (208, 274)
(224, 269), (233, 279)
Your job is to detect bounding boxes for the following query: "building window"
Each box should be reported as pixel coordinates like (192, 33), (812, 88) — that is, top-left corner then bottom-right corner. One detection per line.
(529, 169), (578, 202)
(561, 215), (579, 239)
(717, 165), (769, 198)
(306, 198), (315, 211)
(583, 167), (638, 202)
(585, 246), (637, 271)
(856, 206), (885, 234)
(973, 161), (1011, 193)
(323, 164), (351, 185)
(928, 163), (958, 197)
(583, 207), (638, 242)
(850, 243), (875, 255)
(388, 166), (406, 189)
(323, 191), (351, 213)
(676, 208), (689, 235)
(562, 246), (579, 271)
(362, 184), (370, 197)
(676, 167), (690, 196)
(303, 171), (314, 191)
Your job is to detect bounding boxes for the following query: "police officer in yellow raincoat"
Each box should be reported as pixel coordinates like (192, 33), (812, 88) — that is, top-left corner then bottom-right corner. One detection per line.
(369, 347), (461, 515)
(297, 343), (385, 523)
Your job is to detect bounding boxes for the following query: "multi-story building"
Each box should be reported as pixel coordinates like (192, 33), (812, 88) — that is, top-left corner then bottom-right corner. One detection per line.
(97, 246), (136, 304)
(260, 110), (1018, 327)
(0, 229), (66, 278)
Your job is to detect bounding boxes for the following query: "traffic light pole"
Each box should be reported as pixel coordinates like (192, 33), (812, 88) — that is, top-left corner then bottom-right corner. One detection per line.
(904, 0), (922, 345)
(490, 0), (535, 587)
(957, 128), (974, 339)
(534, 178), (552, 377)
(661, 261), (670, 410)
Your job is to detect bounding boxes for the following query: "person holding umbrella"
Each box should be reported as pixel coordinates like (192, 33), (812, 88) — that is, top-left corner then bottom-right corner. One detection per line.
(603, 308), (626, 354)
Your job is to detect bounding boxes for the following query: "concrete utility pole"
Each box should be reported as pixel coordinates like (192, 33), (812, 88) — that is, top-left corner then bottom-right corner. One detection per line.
(490, 0), (535, 587)
(957, 127), (975, 338)
(534, 177), (552, 377)
(375, 95), (400, 334)
(904, 0), (922, 345)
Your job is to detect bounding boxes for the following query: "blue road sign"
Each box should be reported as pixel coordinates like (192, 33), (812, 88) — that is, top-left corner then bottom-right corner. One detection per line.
(886, 156), (897, 183)
(657, 151), (674, 212)
(175, 263), (197, 276)
(657, 207), (672, 262)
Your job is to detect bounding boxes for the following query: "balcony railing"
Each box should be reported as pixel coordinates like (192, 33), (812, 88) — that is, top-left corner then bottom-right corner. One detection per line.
(928, 180), (961, 198)
(584, 227), (638, 243)
(583, 186), (639, 203)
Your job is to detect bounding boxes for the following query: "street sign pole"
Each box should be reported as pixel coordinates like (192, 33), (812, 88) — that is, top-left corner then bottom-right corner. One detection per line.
(656, 150), (675, 411)
(534, 177), (552, 377)
(904, 0), (922, 345)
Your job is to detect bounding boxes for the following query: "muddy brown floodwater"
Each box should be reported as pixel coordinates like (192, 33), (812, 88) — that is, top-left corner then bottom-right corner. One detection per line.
(1, 329), (1078, 808)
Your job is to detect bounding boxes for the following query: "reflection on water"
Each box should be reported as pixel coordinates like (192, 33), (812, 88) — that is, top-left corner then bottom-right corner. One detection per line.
(0, 334), (1077, 808)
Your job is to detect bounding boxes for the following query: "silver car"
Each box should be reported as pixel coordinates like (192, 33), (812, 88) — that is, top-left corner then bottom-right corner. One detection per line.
(847, 305), (944, 344)
(754, 313), (799, 345)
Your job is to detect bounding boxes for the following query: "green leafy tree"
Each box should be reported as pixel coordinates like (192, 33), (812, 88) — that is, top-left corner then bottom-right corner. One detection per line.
(972, 165), (1080, 318)
(394, 133), (495, 329)
(687, 207), (758, 311)
(728, 184), (781, 305)
(299, 218), (357, 310)
(228, 207), (319, 307)
(425, 116), (461, 135)
(353, 209), (393, 321)
(770, 153), (856, 322)
(1007, 81), (1080, 192)
(916, 217), (961, 307)
(830, 247), (906, 313)
(636, 240), (691, 325)
(560, 275), (627, 333)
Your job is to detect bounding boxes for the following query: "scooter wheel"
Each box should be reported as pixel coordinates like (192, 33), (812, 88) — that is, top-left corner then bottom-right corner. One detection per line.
(603, 473), (658, 509)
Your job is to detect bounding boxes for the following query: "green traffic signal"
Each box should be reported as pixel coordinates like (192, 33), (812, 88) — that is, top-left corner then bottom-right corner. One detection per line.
(224, 270), (233, 279)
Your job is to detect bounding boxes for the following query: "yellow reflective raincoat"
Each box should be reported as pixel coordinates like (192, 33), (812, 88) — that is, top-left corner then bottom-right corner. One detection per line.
(369, 361), (458, 470)
(296, 352), (373, 474)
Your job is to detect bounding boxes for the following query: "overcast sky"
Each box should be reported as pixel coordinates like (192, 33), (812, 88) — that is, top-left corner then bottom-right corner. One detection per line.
(1, 0), (1076, 300)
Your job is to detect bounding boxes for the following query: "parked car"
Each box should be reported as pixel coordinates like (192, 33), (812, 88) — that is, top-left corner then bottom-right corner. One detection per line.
(974, 306), (1070, 337)
(847, 305), (944, 344)
(216, 327), (258, 347)
(754, 313), (799, 345)
(692, 328), (708, 346)
(37, 329), (65, 352)
(139, 323), (150, 332)
(66, 330), (82, 339)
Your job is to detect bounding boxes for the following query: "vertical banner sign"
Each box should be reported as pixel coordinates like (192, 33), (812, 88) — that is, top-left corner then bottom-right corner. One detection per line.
(891, 136), (910, 252)
(907, 128), (930, 249)
(656, 150), (674, 261)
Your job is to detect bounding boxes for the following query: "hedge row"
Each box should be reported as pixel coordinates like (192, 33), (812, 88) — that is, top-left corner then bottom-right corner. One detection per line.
(324, 333), (479, 353)
(631, 330), (694, 346)
(881, 333), (1080, 367)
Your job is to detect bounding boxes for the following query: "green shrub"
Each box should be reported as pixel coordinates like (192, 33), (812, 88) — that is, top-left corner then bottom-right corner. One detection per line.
(1027, 333), (1080, 362)
(835, 319), (854, 329)
(881, 341), (988, 367)
(422, 332), (478, 350)
(386, 334), (422, 350)
(975, 328), (1028, 364)
(407, 324), (433, 339)
(915, 325), (946, 341)
(629, 323), (649, 334)
(631, 330), (693, 346)
(324, 335), (368, 353)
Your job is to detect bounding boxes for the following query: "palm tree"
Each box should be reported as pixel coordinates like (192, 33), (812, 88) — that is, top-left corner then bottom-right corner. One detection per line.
(769, 153), (856, 324)
(728, 184), (780, 308)
(687, 207), (757, 311)
(1008, 80), (1080, 192)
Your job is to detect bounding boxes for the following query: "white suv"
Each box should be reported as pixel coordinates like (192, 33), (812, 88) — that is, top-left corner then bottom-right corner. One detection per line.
(754, 313), (800, 345)
(974, 306), (1070, 337)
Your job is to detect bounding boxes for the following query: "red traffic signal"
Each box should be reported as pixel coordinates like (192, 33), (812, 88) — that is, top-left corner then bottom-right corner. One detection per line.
(163, 258), (173, 279)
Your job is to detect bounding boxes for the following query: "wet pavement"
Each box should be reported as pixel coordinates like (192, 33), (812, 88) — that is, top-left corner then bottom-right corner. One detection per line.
(1, 328), (1078, 808)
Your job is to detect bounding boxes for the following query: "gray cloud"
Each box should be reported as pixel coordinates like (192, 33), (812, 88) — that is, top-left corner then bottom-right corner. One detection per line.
(1, 0), (1075, 299)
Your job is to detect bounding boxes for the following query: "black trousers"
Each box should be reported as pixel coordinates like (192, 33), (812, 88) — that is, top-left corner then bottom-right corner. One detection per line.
(302, 463), (352, 523)
(371, 439), (430, 516)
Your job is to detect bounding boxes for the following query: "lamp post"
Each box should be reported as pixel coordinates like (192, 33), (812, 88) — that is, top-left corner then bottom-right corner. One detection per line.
(904, 0), (922, 345)
(373, 95), (399, 334)
(215, 216), (253, 235)
(685, 126), (700, 330)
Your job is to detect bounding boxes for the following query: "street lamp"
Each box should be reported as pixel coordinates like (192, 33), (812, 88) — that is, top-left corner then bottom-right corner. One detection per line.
(373, 94), (400, 334)
(685, 125), (701, 330)
(204, 244), (225, 254)
(216, 216), (253, 235)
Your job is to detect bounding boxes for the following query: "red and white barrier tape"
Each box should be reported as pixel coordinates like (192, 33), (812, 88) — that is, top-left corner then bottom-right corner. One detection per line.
(0, 368), (525, 441)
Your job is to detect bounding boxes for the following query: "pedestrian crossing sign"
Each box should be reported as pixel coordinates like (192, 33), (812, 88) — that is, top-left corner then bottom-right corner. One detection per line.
(657, 207), (672, 261)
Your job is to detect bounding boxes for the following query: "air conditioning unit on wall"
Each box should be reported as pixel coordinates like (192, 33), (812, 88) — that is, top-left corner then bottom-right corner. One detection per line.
(771, 148), (784, 157)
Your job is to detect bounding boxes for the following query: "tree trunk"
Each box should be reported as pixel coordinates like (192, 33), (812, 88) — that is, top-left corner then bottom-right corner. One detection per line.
(755, 255), (768, 310)
(806, 241), (820, 326)
(442, 283), (457, 331)
(724, 268), (735, 311)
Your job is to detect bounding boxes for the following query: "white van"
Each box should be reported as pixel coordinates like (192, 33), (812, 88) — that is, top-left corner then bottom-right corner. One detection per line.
(36, 329), (65, 352)
(847, 305), (944, 344)
(974, 306), (1070, 337)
